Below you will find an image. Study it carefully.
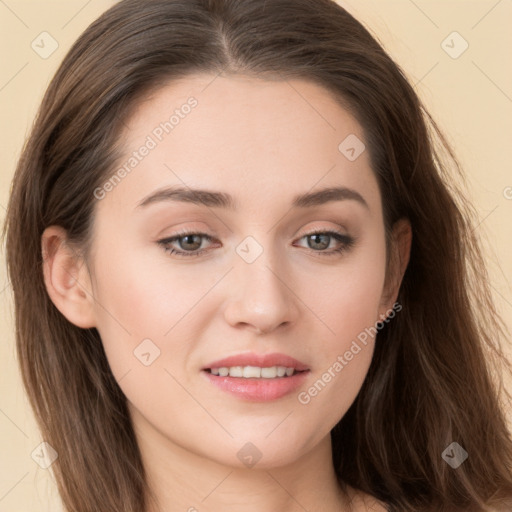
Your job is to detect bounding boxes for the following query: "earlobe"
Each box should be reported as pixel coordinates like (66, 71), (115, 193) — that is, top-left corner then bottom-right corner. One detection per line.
(378, 218), (412, 319)
(41, 226), (97, 329)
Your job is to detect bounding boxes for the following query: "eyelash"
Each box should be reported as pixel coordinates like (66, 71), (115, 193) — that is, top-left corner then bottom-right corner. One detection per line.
(157, 228), (355, 259)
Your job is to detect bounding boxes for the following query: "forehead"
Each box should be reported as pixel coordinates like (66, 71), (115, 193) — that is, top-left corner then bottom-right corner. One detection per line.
(124, 73), (363, 148)
(100, 73), (381, 217)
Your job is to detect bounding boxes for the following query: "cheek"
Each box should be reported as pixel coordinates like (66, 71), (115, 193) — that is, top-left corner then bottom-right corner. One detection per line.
(312, 241), (387, 345)
(298, 240), (386, 416)
(297, 279), (380, 427)
(88, 241), (221, 376)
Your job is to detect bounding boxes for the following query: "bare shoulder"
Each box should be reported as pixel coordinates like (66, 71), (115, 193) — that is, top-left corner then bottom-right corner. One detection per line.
(344, 485), (389, 512)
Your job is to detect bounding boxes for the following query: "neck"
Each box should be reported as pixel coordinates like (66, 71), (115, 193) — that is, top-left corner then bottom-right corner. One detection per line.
(131, 408), (352, 512)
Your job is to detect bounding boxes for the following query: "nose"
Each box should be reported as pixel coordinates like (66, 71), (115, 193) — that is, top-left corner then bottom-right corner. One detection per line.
(223, 250), (300, 335)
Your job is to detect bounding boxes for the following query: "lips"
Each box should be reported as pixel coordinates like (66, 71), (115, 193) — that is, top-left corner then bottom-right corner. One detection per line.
(202, 352), (309, 372)
(201, 353), (310, 402)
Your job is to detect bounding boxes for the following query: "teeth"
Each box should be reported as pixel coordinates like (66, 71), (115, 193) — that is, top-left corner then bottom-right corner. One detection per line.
(209, 366), (297, 378)
(260, 367), (276, 378)
(244, 366), (262, 378)
(228, 366), (243, 377)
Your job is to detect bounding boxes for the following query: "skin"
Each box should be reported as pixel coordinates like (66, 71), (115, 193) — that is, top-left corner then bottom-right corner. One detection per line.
(42, 74), (411, 512)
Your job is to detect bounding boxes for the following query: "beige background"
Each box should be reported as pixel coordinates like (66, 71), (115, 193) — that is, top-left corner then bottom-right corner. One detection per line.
(1, 1), (511, 510)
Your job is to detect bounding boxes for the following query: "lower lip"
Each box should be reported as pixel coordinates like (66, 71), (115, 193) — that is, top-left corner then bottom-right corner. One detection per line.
(202, 370), (310, 402)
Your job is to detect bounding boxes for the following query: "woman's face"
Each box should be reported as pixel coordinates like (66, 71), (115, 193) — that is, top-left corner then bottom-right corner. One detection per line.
(82, 74), (403, 469)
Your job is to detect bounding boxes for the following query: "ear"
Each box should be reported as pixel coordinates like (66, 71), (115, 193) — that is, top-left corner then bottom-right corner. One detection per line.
(378, 218), (412, 319)
(41, 226), (97, 329)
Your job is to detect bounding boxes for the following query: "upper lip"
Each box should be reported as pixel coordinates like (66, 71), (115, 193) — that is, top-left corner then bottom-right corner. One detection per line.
(203, 352), (309, 372)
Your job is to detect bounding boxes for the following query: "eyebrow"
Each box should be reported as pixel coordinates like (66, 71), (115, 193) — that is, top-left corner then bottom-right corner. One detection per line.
(136, 185), (369, 210)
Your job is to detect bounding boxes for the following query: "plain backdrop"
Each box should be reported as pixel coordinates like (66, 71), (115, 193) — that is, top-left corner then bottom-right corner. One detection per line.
(1, 1), (511, 510)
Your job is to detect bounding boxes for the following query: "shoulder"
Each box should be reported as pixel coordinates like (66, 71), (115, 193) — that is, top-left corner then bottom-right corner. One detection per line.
(344, 485), (389, 512)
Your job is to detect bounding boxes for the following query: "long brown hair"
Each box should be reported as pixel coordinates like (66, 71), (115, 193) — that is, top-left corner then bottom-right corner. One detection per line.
(3, 0), (512, 510)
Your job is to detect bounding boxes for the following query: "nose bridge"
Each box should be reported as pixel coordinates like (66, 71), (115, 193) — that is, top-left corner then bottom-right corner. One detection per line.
(223, 233), (299, 333)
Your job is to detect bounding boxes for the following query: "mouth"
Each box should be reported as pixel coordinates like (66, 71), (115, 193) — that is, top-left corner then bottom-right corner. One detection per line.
(201, 354), (311, 401)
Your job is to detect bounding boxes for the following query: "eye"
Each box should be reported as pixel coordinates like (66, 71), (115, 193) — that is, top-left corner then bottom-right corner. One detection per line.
(157, 229), (355, 258)
(293, 229), (355, 257)
(157, 229), (216, 258)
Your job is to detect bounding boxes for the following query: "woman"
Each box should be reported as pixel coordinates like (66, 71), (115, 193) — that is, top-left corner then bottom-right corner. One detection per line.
(3, 0), (512, 510)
